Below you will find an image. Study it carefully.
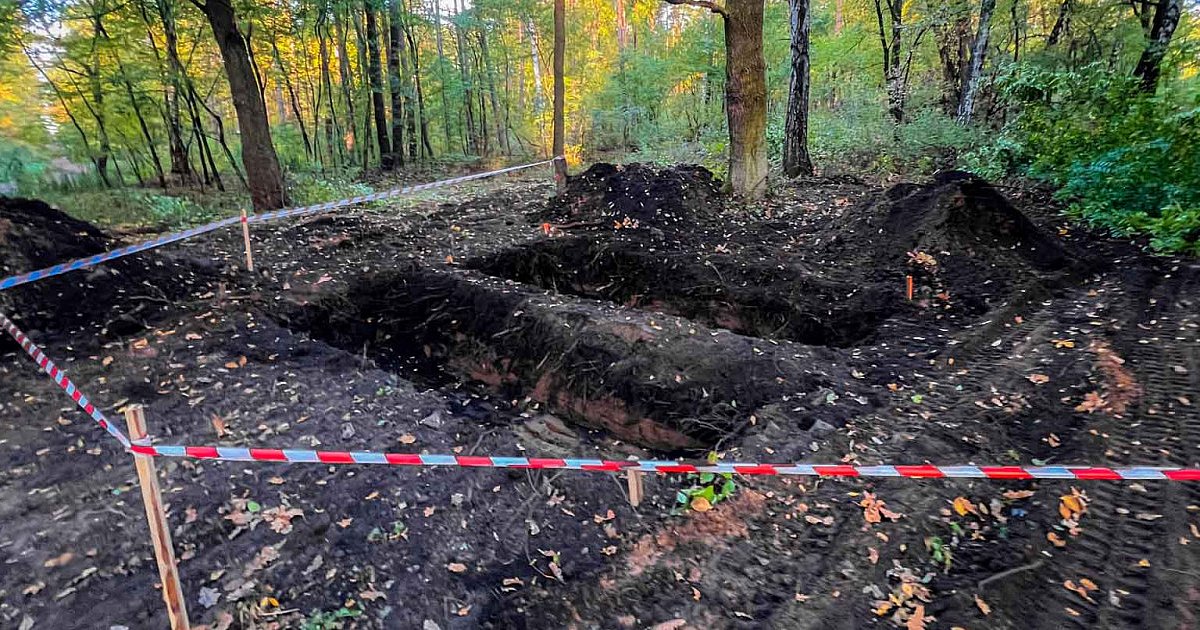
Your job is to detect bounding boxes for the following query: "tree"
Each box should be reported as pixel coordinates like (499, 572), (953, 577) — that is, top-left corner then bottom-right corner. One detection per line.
(956, 0), (996, 125)
(665, 0), (768, 198)
(364, 0), (393, 169)
(1132, 0), (1181, 93)
(783, 0), (813, 177)
(553, 0), (566, 189)
(196, 0), (288, 211)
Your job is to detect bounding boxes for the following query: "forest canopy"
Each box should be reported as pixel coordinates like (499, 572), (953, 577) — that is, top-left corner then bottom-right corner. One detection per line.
(0, 0), (1197, 251)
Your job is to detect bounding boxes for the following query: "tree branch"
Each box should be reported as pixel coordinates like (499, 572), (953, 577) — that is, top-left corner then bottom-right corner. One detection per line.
(663, 0), (727, 19)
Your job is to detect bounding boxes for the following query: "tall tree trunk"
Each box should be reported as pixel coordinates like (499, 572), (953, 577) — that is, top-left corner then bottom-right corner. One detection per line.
(874, 0), (906, 124)
(109, 37), (167, 189)
(478, 29), (506, 155)
(200, 0), (288, 210)
(1132, 0), (1181, 93)
(364, 0), (394, 169)
(553, 0), (567, 189)
(387, 0), (409, 164)
(153, 0), (191, 181)
(402, 0), (433, 158)
(89, 12), (112, 185)
(353, 10), (374, 167)
(318, 20), (343, 166)
(432, 0), (455, 152)
(526, 19), (545, 114)
(722, 0), (768, 197)
(1047, 0), (1071, 47)
(454, 0), (478, 155)
(270, 36), (313, 158)
(783, 0), (814, 177)
(834, 0), (845, 35)
(335, 15), (359, 163)
(957, 0), (996, 124)
(666, 0), (768, 197)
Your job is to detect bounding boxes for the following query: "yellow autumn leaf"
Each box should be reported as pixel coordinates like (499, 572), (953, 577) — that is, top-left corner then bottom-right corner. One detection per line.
(975, 593), (992, 615)
(691, 496), (713, 512)
(952, 496), (976, 517)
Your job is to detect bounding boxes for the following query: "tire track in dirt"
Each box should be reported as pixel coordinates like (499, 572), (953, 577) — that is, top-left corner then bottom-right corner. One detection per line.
(980, 266), (1200, 629)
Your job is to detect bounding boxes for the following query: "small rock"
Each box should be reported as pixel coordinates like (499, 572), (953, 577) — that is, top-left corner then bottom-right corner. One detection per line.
(420, 411), (444, 428)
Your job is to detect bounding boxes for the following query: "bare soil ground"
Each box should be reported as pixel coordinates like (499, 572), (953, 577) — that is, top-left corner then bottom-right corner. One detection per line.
(0, 164), (1197, 630)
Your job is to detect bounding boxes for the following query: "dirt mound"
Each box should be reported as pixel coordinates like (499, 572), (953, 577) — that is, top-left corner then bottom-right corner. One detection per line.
(0, 197), (111, 272)
(0, 197), (217, 343)
(470, 235), (896, 347)
(546, 162), (723, 228)
(825, 171), (1079, 312)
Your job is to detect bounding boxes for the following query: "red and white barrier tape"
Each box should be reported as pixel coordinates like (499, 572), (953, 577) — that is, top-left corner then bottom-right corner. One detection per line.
(127, 444), (1200, 481)
(1, 312), (131, 448)
(0, 158), (559, 291)
(6, 307), (1198, 482)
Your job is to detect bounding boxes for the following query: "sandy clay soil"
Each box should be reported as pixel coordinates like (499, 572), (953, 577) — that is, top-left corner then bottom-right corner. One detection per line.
(0, 163), (1197, 629)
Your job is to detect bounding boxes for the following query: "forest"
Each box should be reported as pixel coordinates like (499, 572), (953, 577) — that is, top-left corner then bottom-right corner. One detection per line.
(0, 0), (1196, 249)
(1, 2), (1200, 630)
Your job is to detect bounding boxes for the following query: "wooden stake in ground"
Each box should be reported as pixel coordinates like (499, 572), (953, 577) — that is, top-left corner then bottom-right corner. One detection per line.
(240, 210), (255, 272)
(906, 274), (914, 301)
(627, 470), (644, 507)
(124, 405), (190, 630)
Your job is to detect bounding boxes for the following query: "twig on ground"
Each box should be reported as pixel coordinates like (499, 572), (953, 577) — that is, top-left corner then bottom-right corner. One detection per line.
(977, 559), (1045, 590)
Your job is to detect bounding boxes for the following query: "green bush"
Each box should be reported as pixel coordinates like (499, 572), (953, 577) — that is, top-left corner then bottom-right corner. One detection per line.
(966, 63), (1200, 254)
(40, 189), (222, 229)
(287, 171), (374, 207)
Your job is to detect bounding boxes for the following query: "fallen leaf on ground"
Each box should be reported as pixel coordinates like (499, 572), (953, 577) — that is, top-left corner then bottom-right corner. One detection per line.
(43, 552), (73, 568)
(975, 594), (992, 615)
(952, 497), (977, 517)
(448, 563), (467, 573)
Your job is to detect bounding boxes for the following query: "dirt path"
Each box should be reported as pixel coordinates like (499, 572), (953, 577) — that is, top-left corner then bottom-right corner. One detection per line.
(0, 167), (1196, 629)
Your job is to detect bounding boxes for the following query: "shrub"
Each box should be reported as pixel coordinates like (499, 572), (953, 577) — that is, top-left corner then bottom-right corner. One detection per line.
(964, 64), (1200, 254)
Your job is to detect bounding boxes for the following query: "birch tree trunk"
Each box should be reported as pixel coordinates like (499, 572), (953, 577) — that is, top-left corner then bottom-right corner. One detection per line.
(1133, 0), (1181, 93)
(956, 0), (996, 125)
(783, 0), (814, 177)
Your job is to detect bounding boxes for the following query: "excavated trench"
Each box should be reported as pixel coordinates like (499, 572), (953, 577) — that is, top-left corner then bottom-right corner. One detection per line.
(467, 235), (898, 347)
(271, 264), (851, 452)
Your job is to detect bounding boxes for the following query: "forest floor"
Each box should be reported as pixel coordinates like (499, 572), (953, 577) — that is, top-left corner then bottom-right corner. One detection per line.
(0, 164), (1198, 630)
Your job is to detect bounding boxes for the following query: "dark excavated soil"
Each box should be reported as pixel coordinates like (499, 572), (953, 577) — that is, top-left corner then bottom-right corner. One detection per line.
(0, 167), (1196, 630)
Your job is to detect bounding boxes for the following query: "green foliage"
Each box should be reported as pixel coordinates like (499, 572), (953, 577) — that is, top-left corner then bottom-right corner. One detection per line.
(40, 189), (224, 229)
(673, 460), (737, 515)
(300, 605), (362, 630)
(967, 64), (1200, 254)
(287, 171), (375, 207)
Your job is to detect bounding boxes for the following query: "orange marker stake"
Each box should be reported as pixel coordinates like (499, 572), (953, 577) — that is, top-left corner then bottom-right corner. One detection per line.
(906, 275), (914, 301)
(541, 222), (553, 236)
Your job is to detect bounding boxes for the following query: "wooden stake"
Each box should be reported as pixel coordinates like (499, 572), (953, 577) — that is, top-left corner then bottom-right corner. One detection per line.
(124, 405), (190, 630)
(240, 210), (254, 272)
(626, 470), (644, 507)
(906, 275), (914, 301)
